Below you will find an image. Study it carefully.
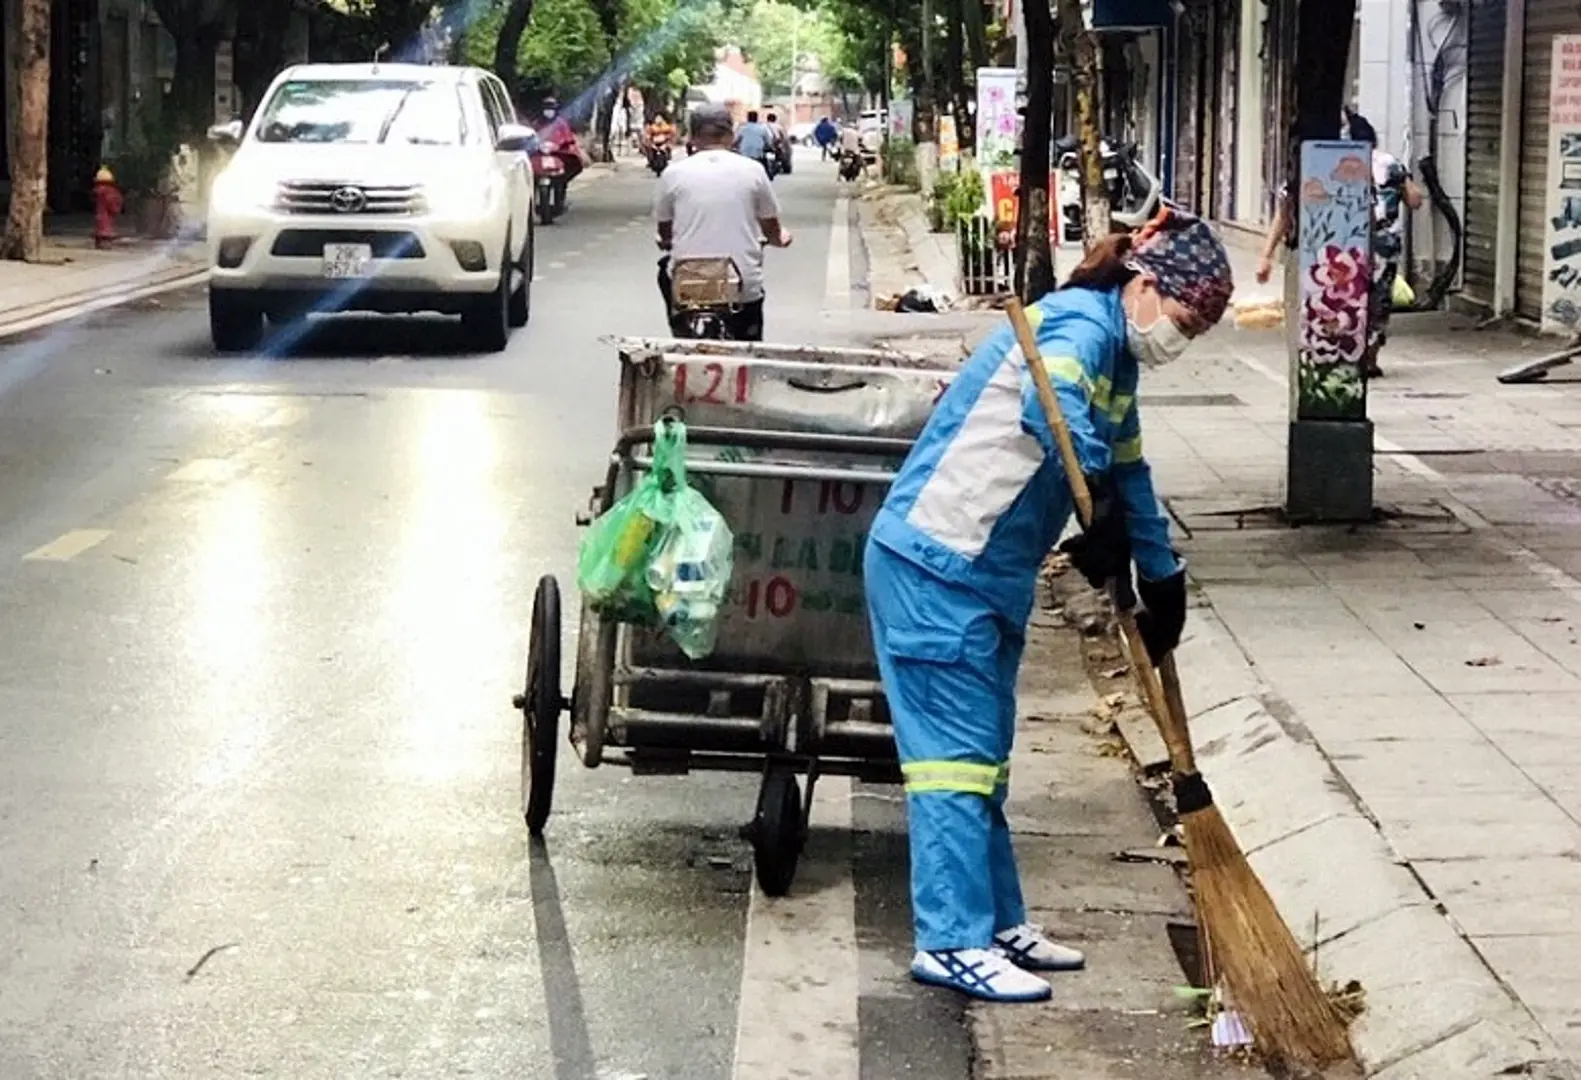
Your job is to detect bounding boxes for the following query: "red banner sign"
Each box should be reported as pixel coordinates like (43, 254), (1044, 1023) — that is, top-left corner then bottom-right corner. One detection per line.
(988, 171), (1059, 245)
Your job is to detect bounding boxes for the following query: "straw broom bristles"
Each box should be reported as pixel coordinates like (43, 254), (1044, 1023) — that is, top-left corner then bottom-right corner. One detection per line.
(1005, 299), (1354, 1067)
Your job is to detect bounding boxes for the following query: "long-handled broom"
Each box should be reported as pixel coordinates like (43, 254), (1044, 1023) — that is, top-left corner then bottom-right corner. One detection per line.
(1005, 299), (1352, 1067)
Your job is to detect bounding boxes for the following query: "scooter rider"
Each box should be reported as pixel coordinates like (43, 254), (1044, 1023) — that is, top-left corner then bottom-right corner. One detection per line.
(535, 96), (585, 187)
(655, 104), (793, 340)
(734, 109), (774, 172)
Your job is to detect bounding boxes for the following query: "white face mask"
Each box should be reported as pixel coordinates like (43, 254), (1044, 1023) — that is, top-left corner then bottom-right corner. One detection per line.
(1125, 285), (1192, 366)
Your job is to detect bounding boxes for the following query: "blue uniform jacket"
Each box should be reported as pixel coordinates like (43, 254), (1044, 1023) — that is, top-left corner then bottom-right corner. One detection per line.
(869, 285), (1181, 625)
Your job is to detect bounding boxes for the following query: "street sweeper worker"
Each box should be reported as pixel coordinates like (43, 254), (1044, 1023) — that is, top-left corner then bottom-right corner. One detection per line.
(864, 207), (1234, 1004)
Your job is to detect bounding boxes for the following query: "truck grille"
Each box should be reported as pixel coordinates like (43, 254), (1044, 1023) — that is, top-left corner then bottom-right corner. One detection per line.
(277, 181), (424, 216)
(270, 230), (425, 258)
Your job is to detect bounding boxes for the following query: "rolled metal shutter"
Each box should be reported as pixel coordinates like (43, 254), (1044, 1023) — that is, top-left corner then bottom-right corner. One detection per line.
(1460, 0), (1505, 307)
(1517, 0), (1581, 321)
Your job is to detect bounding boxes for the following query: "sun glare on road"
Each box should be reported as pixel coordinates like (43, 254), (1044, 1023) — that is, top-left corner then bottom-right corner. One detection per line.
(388, 389), (510, 782)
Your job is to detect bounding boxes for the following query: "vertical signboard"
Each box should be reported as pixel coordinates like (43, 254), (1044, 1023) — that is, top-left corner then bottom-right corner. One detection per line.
(888, 98), (914, 142)
(1543, 35), (1581, 333)
(1293, 140), (1371, 422)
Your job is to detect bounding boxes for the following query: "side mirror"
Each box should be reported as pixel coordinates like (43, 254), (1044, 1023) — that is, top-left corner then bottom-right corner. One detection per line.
(496, 123), (534, 154)
(206, 119), (244, 144)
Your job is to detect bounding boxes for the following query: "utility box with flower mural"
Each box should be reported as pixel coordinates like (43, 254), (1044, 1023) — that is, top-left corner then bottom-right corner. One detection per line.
(1292, 141), (1372, 421)
(1285, 139), (1374, 523)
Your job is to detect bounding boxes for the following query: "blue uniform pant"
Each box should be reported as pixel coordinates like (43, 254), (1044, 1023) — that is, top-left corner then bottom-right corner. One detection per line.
(864, 540), (1028, 952)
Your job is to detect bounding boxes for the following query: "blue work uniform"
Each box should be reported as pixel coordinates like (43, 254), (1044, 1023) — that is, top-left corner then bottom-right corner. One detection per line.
(864, 285), (1181, 953)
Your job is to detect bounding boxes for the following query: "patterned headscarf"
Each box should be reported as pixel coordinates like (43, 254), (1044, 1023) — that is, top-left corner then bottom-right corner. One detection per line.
(1128, 207), (1234, 326)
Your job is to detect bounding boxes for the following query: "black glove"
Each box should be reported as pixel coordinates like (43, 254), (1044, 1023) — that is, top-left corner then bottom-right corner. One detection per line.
(1136, 569), (1187, 664)
(1057, 473), (1129, 589)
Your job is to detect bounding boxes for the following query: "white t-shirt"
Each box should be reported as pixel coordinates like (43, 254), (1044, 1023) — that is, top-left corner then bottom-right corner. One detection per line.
(654, 149), (780, 302)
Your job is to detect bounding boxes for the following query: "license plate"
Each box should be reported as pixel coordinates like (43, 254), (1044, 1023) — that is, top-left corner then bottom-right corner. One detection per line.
(322, 243), (372, 279)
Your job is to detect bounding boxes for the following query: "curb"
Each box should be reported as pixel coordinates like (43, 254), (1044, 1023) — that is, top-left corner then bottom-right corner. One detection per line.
(1060, 567), (1580, 1079)
(0, 262), (209, 340)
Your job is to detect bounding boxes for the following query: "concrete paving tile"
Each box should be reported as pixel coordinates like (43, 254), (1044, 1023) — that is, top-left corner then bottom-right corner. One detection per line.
(1251, 651), (1435, 700)
(1476, 589), (1581, 623)
(1181, 554), (1321, 586)
(1327, 904), (1526, 1073)
(1203, 583), (1346, 615)
(1520, 766), (1581, 801)
(1361, 791), (1581, 860)
(1300, 548), (1435, 584)
(1328, 583), (1487, 621)
(1293, 692), (1485, 744)
(1390, 622), (1581, 694)
(1513, 619), (1581, 678)
(1330, 739), (1537, 801)
(1474, 936), (1581, 1031)
(1367, 1005), (1563, 1080)
(1247, 812), (1427, 949)
(1449, 692), (1581, 736)
(1415, 856), (1581, 937)
(1451, 573), (1566, 593)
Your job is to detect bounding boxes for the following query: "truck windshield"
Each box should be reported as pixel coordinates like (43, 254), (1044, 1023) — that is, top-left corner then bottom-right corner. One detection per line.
(254, 80), (467, 146)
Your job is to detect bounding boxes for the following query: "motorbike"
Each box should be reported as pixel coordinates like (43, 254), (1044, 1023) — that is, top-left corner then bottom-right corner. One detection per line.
(1052, 135), (1163, 242)
(646, 138), (672, 175)
(837, 148), (864, 182)
(532, 142), (569, 225)
(761, 153), (780, 181)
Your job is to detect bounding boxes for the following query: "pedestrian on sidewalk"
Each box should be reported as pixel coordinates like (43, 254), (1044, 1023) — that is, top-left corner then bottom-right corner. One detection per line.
(1254, 108), (1422, 378)
(864, 208), (1234, 1004)
(92, 166), (124, 250)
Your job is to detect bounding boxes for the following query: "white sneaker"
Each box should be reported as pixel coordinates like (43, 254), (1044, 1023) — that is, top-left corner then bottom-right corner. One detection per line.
(910, 947), (1053, 1003)
(993, 923), (1087, 972)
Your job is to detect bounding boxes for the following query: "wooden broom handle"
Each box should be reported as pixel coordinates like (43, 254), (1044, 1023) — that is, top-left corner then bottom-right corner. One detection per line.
(1005, 299), (1194, 774)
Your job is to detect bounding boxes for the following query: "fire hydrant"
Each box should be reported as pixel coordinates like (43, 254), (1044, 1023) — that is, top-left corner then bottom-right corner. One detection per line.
(92, 166), (124, 250)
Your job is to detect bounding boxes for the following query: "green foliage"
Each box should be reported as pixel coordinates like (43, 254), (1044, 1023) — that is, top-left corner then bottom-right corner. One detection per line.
(934, 167), (983, 229)
(463, 0), (613, 95)
(729, 0), (847, 97)
(883, 135), (918, 188)
(618, 0), (730, 100)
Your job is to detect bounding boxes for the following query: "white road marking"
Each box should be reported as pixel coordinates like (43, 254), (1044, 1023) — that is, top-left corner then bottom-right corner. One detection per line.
(166, 458), (236, 483)
(549, 261), (567, 270)
(565, 250), (584, 258)
(824, 198), (851, 311)
(24, 529), (111, 562)
(261, 406), (304, 429)
(731, 776), (860, 1080)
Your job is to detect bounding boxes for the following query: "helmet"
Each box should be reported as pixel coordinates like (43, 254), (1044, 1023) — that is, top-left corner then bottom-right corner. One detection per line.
(95, 166), (114, 184)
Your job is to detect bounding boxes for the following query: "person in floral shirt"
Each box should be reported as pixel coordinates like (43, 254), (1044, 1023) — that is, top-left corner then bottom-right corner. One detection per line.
(1255, 109), (1423, 377)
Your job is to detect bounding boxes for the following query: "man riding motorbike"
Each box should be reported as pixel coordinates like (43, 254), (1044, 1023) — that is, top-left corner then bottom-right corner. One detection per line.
(535, 97), (585, 184)
(764, 111), (791, 175)
(643, 112), (675, 173)
(655, 104), (793, 341)
(734, 110), (775, 176)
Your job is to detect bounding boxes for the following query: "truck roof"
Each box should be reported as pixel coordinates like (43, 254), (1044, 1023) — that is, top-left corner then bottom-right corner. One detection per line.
(275, 63), (483, 84)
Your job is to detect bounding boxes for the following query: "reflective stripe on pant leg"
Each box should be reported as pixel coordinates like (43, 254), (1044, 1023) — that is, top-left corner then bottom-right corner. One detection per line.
(902, 760), (999, 796)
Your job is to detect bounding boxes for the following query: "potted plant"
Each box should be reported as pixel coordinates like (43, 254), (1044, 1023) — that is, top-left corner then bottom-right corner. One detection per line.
(113, 113), (184, 240)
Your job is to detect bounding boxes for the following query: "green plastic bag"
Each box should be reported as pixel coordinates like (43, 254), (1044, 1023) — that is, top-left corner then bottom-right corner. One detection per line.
(577, 419), (690, 623)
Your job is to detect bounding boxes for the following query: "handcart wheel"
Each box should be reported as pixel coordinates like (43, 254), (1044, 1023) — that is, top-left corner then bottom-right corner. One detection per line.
(516, 575), (563, 836)
(748, 768), (804, 897)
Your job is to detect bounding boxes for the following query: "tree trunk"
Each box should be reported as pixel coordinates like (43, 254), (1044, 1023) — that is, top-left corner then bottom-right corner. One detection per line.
(168, 27), (221, 138)
(493, 0), (536, 90)
(1056, 0), (1108, 246)
(1290, 0), (1355, 179)
(233, 0), (293, 122)
(1016, 0), (1055, 300)
(962, 0), (988, 72)
(1, 0), (48, 262)
(944, 0), (970, 153)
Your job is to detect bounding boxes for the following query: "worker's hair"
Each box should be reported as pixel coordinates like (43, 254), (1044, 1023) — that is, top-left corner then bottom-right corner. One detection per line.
(1062, 232), (1138, 292)
(747, 110), (760, 122)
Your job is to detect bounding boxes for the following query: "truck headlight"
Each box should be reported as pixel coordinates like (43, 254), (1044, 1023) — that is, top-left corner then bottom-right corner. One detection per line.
(424, 178), (501, 220)
(209, 168), (277, 214)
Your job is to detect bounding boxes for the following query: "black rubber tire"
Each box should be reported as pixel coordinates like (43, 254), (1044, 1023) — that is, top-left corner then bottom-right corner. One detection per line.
(508, 225), (532, 328)
(537, 188), (557, 226)
(750, 768), (803, 897)
(209, 289), (263, 353)
(462, 250), (511, 353)
(518, 575), (562, 836)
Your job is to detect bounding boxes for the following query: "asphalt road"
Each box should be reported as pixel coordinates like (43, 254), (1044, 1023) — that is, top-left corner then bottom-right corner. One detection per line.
(0, 151), (970, 1079)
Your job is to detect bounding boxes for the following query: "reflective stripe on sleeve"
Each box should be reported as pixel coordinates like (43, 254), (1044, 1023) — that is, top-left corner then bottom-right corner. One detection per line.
(1113, 434), (1144, 464)
(901, 760), (1002, 796)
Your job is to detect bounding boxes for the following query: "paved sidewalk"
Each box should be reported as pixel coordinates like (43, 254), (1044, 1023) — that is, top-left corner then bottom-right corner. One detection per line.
(0, 233), (205, 330)
(1135, 316), (1581, 1079)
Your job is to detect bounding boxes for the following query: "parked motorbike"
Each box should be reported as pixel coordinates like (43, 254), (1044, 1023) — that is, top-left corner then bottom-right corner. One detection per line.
(1052, 135), (1163, 242)
(837, 148), (864, 182)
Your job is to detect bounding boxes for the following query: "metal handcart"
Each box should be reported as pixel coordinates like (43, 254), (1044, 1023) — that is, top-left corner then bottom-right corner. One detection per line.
(513, 334), (956, 895)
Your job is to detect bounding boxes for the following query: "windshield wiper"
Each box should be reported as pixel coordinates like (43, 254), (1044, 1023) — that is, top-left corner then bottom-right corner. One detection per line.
(375, 87), (418, 145)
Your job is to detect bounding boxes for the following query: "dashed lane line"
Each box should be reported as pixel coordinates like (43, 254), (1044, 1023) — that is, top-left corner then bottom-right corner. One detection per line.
(23, 529), (112, 562)
(731, 776), (860, 1079)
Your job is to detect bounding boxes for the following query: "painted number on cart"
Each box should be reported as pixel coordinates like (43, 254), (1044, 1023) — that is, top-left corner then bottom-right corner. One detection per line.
(673, 362), (750, 405)
(779, 479), (866, 516)
(741, 575), (799, 619)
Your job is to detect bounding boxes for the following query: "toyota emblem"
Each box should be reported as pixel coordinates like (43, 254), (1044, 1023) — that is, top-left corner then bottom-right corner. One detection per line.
(329, 186), (367, 213)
